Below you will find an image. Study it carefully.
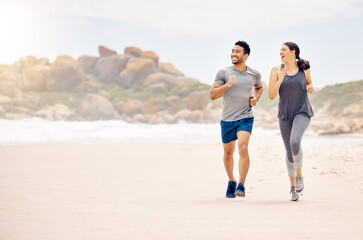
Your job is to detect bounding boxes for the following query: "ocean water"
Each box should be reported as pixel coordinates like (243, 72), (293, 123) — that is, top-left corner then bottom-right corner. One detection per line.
(0, 118), (362, 146)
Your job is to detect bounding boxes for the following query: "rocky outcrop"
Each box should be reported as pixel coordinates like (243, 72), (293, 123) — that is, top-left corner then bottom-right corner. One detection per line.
(46, 56), (84, 91)
(0, 45), (361, 135)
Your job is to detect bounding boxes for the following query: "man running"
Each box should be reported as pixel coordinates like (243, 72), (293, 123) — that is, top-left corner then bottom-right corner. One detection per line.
(210, 41), (263, 198)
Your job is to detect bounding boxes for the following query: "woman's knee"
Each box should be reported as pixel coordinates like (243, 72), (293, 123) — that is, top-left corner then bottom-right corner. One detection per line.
(290, 139), (300, 155)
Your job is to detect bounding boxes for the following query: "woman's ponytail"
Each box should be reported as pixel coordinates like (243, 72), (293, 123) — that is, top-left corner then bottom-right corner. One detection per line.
(297, 58), (310, 71)
(284, 42), (310, 71)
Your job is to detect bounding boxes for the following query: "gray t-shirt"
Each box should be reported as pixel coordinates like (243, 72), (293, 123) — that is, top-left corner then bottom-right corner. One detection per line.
(214, 65), (262, 122)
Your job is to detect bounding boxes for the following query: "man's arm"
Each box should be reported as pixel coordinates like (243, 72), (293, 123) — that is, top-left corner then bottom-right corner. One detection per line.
(250, 84), (263, 106)
(209, 75), (236, 100)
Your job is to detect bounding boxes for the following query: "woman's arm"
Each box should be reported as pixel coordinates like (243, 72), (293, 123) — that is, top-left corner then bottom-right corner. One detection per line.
(304, 68), (313, 94)
(268, 65), (285, 100)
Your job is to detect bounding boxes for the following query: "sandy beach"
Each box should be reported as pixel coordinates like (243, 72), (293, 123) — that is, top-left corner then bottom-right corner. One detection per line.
(0, 141), (362, 240)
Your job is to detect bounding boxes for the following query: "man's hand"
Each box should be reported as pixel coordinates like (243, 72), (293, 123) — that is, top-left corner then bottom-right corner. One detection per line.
(227, 75), (236, 87)
(307, 83), (313, 93)
(250, 96), (257, 106)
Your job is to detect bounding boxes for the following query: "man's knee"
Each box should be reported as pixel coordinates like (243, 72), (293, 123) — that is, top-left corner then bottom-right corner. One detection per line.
(238, 143), (248, 155)
(224, 149), (234, 159)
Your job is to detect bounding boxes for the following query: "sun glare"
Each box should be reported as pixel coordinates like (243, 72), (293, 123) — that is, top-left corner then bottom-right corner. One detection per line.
(0, 2), (33, 64)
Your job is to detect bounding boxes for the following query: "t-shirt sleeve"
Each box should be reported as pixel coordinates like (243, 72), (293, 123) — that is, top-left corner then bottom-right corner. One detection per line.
(214, 69), (226, 85)
(254, 71), (262, 87)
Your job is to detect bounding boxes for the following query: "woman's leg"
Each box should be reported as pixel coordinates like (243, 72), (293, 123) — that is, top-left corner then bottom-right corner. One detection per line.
(279, 119), (295, 179)
(290, 115), (310, 192)
(290, 115), (311, 170)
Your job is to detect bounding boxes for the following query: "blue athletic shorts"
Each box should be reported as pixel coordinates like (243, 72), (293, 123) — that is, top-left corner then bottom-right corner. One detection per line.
(220, 117), (254, 144)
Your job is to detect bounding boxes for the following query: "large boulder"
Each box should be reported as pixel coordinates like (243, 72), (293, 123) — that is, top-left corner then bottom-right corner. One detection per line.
(187, 91), (210, 111)
(141, 97), (166, 115)
(78, 55), (99, 74)
(24, 56), (37, 68)
(0, 71), (23, 97)
(34, 104), (76, 121)
(0, 105), (5, 118)
(182, 77), (199, 85)
(77, 94), (116, 120)
(22, 66), (49, 91)
(73, 75), (102, 93)
(158, 62), (184, 76)
(132, 114), (146, 123)
(202, 103), (221, 123)
(38, 58), (49, 65)
(118, 58), (157, 87)
(99, 45), (117, 57)
(174, 109), (198, 123)
(148, 83), (168, 95)
(94, 55), (129, 84)
(121, 100), (143, 115)
(0, 95), (13, 111)
(124, 46), (142, 58)
(140, 51), (159, 64)
(147, 113), (175, 124)
(46, 56), (84, 91)
(143, 72), (186, 90)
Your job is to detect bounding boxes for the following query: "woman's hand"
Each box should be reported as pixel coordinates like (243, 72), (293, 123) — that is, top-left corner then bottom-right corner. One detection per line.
(278, 67), (287, 81)
(307, 83), (313, 93)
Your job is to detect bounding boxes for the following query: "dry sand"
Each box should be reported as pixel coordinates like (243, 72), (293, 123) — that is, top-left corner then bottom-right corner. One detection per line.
(0, 142), (362, 240)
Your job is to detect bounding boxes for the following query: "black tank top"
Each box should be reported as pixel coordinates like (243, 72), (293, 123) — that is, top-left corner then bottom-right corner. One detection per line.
(278, 64), (314, 120)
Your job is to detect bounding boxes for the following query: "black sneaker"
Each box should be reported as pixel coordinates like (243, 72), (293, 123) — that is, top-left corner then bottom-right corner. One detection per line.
(234, 183), (245, 197)
(226, 181), (237, 198)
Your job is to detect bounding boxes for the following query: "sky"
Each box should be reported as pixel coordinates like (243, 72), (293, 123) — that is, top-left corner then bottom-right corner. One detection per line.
(0, 0), (362, 88)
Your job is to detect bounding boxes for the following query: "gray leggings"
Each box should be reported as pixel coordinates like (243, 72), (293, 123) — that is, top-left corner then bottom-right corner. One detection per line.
(279, 115), (310, 177)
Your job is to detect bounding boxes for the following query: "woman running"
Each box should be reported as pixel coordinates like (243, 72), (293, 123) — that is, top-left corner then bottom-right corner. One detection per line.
(268, 42), (314, 201)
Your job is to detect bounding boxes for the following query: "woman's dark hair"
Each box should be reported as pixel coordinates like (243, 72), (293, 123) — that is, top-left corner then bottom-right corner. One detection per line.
(284, 42), (310, 71)
(235, 41), (250, 55)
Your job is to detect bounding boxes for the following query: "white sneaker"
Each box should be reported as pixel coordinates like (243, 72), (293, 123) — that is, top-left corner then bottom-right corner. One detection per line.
(296, 176), (304, 193)
(290, 186), (300, 201)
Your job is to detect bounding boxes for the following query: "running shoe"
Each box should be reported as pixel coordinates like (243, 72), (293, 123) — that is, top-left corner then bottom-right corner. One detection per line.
(234, 182), (246, 197)
(226, 181), (237, 198)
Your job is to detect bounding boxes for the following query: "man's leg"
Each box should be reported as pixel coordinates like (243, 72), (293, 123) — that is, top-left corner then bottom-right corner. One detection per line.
(236, 131), (251, 185)
(223, 141), (236, 181)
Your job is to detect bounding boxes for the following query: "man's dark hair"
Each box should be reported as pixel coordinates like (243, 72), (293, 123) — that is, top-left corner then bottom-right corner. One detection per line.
(235, 41), (250, 55)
